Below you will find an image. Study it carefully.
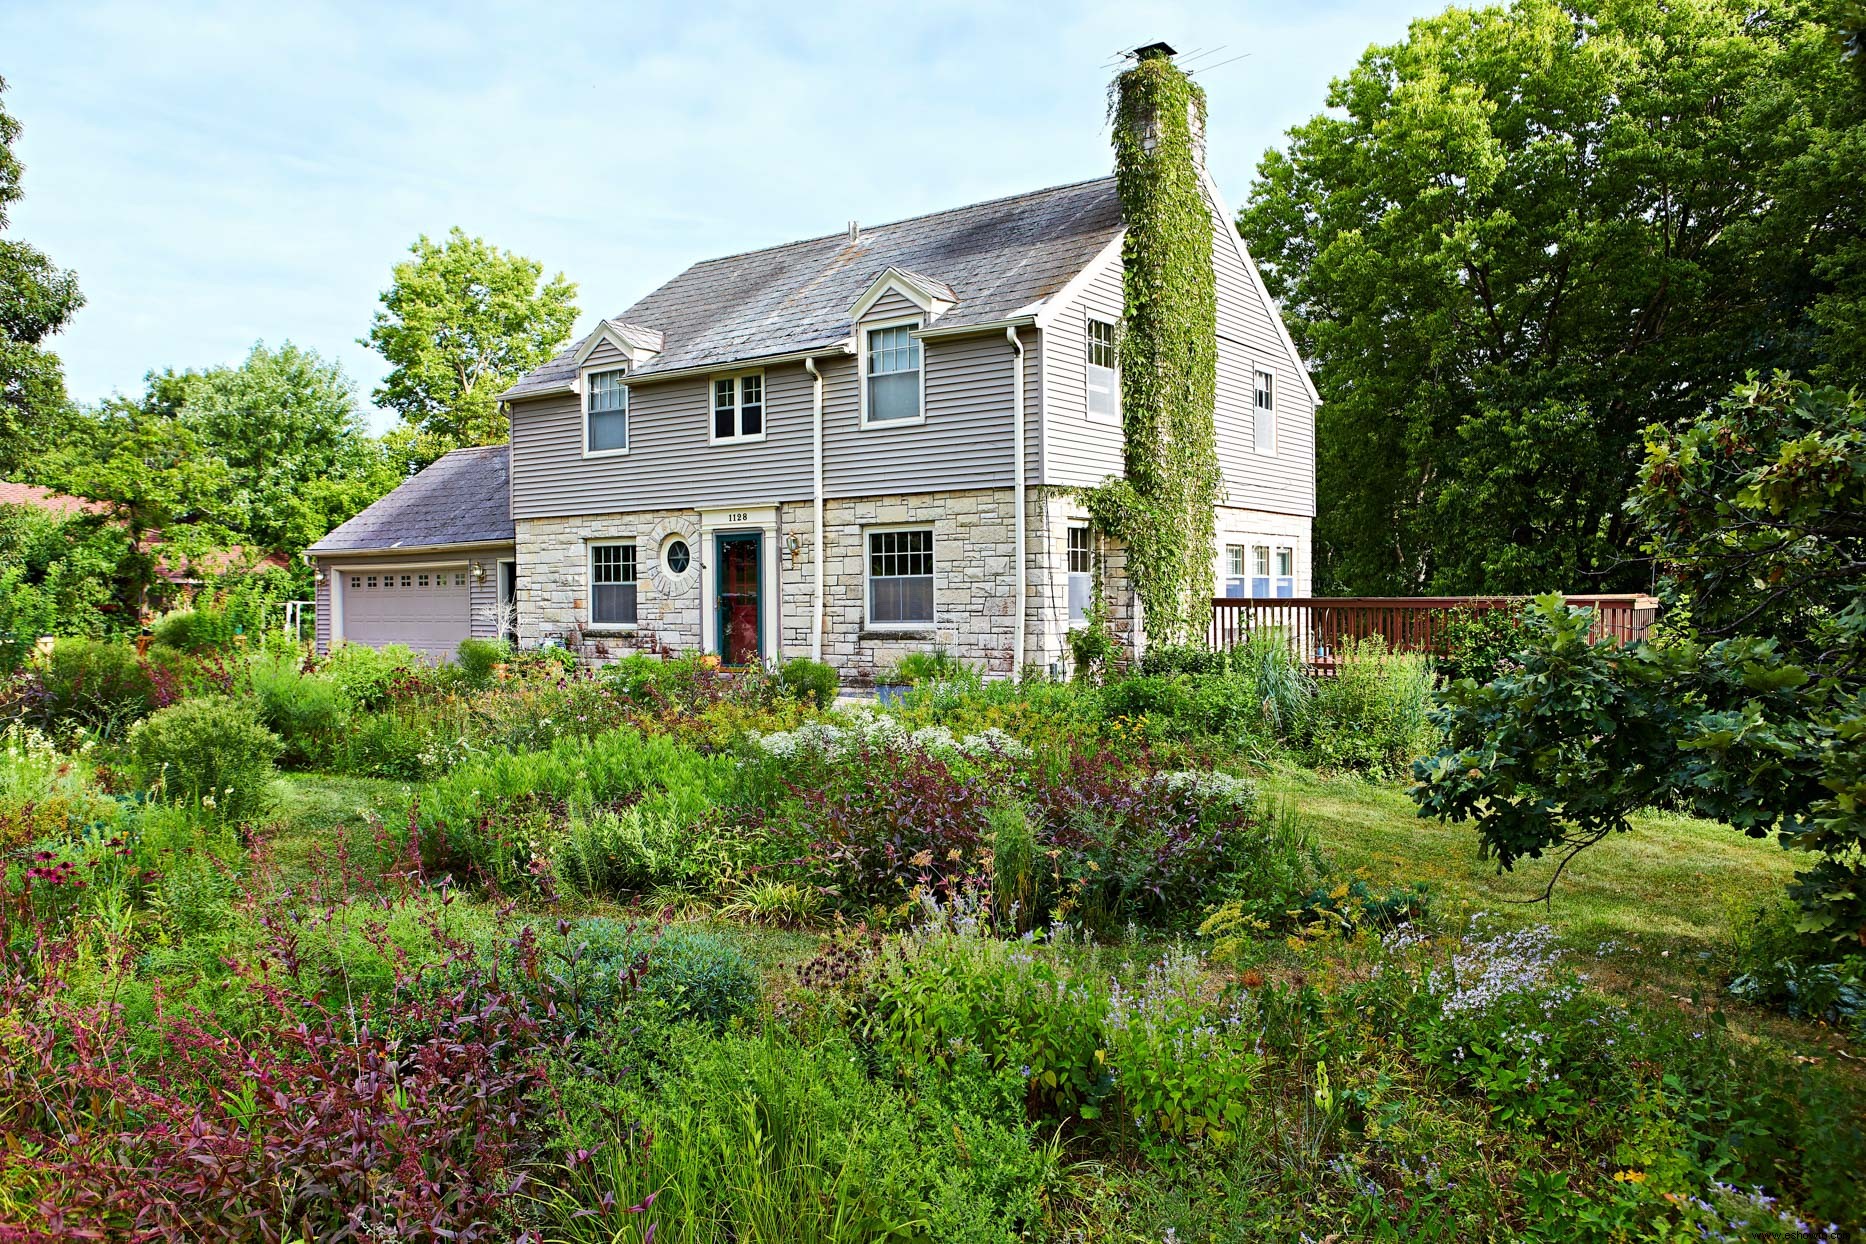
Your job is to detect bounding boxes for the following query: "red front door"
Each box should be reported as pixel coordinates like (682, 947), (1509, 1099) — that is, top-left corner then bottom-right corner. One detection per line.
(716, 534), (761, 665)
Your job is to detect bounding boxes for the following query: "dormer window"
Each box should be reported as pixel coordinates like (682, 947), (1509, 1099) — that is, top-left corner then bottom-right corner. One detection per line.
(1087, 318), (1119, 420)
(864, 322), (922, 425)
(711, 372), (765, 443)
(586, 368), (629, 454)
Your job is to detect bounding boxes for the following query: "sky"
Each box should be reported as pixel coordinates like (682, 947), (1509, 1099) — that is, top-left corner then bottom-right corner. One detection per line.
(4, 0), (1420, 433)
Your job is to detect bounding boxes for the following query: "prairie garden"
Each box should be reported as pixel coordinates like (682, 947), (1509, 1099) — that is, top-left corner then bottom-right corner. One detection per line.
(1, 622), (1859, 1243)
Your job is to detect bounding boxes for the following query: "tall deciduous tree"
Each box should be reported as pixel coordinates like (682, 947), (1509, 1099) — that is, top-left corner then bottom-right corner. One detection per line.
(0, 75), (85, 475)
(363, 228), (577, 453)
(1239, 0), (1866, 594)
(153, 341), (400, 554)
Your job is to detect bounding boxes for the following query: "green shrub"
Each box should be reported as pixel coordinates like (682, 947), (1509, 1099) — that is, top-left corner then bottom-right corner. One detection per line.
(244, 652), (346, 768)
(541, 1028), (1053, 1244)
(883, 647), (975, 688)
(0, 725), (119, 854)
(335, 711), (430, 780)
(778, 656), (838, 708)
(1439, 607), (1529, 683)
(455, 637), (512, 685)
(987, 801), (1040, 934)
(16, 638), (184, 736)
(150, 607), (233, 654)
(1306, 637), (1435, 777)
(129, 697), (280, 824)
(320, 642), (426, 710)
(415, 727), (736, 885)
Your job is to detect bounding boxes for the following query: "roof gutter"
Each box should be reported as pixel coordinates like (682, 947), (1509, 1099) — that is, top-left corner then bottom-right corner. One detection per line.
(914, 315), (1036, 342)
(500, 344), (855, 402)
(304, 538), (517, 560)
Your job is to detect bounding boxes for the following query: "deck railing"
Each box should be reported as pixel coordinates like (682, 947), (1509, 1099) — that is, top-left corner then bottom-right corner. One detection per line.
(1208, 594), (1659, 665)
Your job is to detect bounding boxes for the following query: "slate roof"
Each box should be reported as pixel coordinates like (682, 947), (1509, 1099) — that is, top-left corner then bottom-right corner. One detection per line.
(502, 175), (1123, 400)
(305, 445), (513, 555)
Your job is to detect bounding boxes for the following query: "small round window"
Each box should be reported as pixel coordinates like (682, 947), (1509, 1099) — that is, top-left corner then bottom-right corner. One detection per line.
(664, 539), (691, 574)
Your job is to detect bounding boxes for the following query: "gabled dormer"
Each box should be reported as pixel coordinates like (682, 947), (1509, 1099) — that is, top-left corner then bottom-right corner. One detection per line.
(848, 268), (958, 429)
(573, 320), (663, 458)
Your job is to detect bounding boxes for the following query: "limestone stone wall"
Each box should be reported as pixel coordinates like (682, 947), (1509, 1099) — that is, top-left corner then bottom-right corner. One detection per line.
(514, 509), (703, 661)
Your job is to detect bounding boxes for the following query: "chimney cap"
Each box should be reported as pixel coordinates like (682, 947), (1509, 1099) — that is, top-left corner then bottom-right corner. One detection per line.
(1133, 41), (1177, 61)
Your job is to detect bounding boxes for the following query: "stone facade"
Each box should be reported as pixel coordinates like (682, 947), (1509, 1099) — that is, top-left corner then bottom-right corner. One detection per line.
(511, 488), (1298, 679)
(514, 508), (704, 661)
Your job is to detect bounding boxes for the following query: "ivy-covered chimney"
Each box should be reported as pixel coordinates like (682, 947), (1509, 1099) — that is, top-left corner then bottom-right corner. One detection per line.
(1085, 41), (1222, 649)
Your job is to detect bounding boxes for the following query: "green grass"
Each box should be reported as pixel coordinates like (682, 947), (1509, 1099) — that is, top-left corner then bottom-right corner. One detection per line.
(1265, 765), (1800, 956)
(266, 772), (409, 887)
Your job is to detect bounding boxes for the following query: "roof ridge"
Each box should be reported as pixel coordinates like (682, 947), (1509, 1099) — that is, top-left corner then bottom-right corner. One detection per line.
(671, 173), (1116, 274)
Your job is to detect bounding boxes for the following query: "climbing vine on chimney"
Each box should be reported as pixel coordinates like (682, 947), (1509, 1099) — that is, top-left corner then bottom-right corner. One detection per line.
(1082, 46), (1221, 650)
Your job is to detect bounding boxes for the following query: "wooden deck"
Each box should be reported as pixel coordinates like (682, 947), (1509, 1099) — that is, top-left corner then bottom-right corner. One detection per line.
(1208, 594), (1659, 668)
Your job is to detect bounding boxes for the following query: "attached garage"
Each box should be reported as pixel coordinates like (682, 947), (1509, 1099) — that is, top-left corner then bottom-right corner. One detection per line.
(335, 565), (472, 659)
(305, 446), (517, 660)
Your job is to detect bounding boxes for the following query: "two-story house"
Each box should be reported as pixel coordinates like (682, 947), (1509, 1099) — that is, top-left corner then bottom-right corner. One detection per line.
(308, 110), (1316, 677)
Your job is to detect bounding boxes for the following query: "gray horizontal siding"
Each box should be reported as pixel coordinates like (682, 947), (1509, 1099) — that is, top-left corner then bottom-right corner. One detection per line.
(511, 329), (1038, 516)
(823, 328), (1030, 499)
(1042, 256), (1125, 488)
(1211, 200), (1315, 517)
(1039, 185), (1315, 516)
(859, 288), (922, 322)
(583, 338), (628, 370)
(510, 361), (817, 516)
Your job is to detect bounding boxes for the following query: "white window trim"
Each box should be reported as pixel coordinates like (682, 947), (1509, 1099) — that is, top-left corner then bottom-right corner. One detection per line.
(1085, 317), (1120, 424)
(706, 369), (769, 445)
(863, 522), (936, 630)
(1252, 364), (1277, 457)
(857, 315), (927, 430)
(581, 363), (631, 459)
(586, 540), (639, 629)
(1065, 520), (1094, 629)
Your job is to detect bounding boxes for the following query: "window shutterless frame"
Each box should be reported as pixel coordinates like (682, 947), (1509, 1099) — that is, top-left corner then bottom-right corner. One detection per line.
(1086, 318), (1119, 421)
(587, 542), (638, 626)
(708, 370), (767, 444)
(1252, 366), (1276, 455)
(583, 366), (630, 457)
(864, 524), (935, 628)
(858, 316), (925, 428)
(1066, 522), (1094, 625)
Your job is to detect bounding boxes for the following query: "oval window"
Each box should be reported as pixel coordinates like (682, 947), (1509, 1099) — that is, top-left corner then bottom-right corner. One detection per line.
(665, 539), (691, 574)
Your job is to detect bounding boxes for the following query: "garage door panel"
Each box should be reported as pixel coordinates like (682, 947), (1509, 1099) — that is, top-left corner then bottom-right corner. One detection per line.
(341, 565), (471, 659)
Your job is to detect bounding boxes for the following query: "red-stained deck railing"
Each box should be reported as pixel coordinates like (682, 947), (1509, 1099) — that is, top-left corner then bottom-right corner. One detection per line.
(1209, 594), (1659, 667)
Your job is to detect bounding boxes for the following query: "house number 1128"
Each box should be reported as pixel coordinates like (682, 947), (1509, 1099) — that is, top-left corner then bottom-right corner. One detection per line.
(726, 512), (749, 523)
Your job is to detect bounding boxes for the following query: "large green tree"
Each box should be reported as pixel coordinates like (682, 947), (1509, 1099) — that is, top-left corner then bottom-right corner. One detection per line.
(151, 341), (402, 554)
(363, 227), (577, 453)
(1239, 0), (1866, 594)
(0, 75), (85, 476)
(1415, 376), (1866, 942)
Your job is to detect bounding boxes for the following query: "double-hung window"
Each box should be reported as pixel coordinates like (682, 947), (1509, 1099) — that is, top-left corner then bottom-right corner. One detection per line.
(1223, 545), (1248, 597)
(864, 323), (921, 424)
(867, 528), (934, 626)
(590, 543), (637, 625)
(1250, 545), (1273, 598)
(1253, 368), (1275, 454)
(1274, 547), (1295, 598)
(1067, 524), (1094, 625)
(1086, 318), (1119, 419)
(712, 372), (764, 441)
(586, 368), (630, 453)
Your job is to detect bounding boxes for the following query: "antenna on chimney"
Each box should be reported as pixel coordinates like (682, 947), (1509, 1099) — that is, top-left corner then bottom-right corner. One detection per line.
(1132, 40), (1177, 61)
(847, 220), (860, 244)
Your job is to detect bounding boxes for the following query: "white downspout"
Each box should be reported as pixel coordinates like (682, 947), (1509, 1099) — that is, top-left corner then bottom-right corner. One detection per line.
(804, 355), (825, 662)
(1006, 326), (1026, 676)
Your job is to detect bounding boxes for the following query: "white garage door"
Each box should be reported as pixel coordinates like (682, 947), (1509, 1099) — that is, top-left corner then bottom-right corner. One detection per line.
(340, 566), (471, 660)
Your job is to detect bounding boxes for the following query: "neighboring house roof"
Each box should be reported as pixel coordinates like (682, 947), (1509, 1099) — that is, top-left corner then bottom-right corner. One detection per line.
(502, 175), (1123, 399)
(0, 480), (111, 518)
(151, 542), (293, 583)
(306, 444), (514, 555)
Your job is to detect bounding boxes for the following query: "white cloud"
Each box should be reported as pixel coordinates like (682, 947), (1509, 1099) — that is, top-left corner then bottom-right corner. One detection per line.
(5, 0), (1416, 431)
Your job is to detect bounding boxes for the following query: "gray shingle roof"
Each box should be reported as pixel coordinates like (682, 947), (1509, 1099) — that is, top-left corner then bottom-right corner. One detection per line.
(502, 175), (1122, 399)
(306, 445), (513, 554)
